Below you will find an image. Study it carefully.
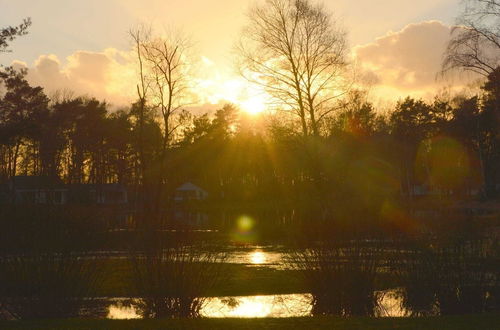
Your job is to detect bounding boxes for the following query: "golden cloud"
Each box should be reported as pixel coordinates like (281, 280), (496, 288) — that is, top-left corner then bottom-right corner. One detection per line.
(13, 49), (137, 106)
(352, 20), (479, 101)
(8, 20), (479, 109)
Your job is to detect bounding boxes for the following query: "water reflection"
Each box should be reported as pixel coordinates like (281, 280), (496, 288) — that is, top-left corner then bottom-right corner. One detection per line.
(227, 247), (284, 268)
(249, 250), (266, 265)
(107, 290), (408, 319)
(201, 294), (312, 318)
(107, 301), (141, 319)
(376, 289), (409, 317)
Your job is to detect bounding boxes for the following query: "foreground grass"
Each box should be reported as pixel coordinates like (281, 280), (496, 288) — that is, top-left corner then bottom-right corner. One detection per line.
(1, 315), (499, 330)
(98, 258), (395, 297)
(98, 259), (306, 297)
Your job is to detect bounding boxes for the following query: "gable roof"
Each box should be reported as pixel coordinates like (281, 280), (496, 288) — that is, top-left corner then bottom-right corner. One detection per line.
(176, 182), (207, 193)
(10, 176), (65, 190)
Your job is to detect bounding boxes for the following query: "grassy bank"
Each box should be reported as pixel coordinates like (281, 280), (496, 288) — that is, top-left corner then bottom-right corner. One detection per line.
(1, 314), (499, 329)
(96, 258), (396, 297)
(98, 259), (306, 297)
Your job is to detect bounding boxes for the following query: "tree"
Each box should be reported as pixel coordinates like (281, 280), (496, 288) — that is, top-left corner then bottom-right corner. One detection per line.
(141, 31), (193, 151)
(478, 67), (500, 194)
(328, 90), (377, 137)
(129, 26), (195, 228)
(389, 98), (436, 198)
(0, 67), (49, 177)
(237, 0), (348, 137)
(130, 27), (193, 184)
(0, 18), (31, 53)
(443, 0), (500, 76)
(105, 110), (134, 184)
(129, 27), (152, 183)
(180, 112), (212, 144)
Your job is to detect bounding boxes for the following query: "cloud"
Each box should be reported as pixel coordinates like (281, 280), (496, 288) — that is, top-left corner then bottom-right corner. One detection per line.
(11, 49), (244, 111)
(354, 21), (460, 98)
(26, 55), (72, 92)
(8, 20), (475, 109)
(12, 49), (137, 106)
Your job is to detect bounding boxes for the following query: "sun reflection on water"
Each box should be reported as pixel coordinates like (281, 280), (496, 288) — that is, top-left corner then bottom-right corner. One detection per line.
(106, 290), (407, 319)
(107, 303), (141, 319)
(250, 250), (266, 264)
(200, 294), (313, 318)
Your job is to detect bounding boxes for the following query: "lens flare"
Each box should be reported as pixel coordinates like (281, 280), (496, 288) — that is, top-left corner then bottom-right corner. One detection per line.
(416, 136), (470, 189)
(238, 215), (254, 231)
(231, 215), (257, 243)
(380, 199), (417, 233)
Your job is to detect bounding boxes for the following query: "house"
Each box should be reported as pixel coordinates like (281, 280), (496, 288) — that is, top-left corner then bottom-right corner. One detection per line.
(174, 182), (208, 201)
(404, 182), (481, 199)
(0, 183), (9, 204)
(91, 183), (128, 205)
(8, 176), (68, 205)
(68, 183), (128, 205)
(173, 182), (209, 227)
(4, 176), (128, 206)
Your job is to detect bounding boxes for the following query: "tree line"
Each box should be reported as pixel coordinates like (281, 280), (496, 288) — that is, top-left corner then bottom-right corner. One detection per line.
(0, 66), (498, 195)
(0, 0), (498, 218)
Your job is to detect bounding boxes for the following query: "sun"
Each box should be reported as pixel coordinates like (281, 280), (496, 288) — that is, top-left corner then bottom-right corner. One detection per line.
(240, 97), (266, 115)
(195, 70), (268, 115)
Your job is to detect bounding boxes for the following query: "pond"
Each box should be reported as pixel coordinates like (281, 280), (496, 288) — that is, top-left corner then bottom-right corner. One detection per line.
(100, 247), (410, 319)
(107, 290), (408, 319)
(224, 246), (285, 268)
(2, 243), (497, 319)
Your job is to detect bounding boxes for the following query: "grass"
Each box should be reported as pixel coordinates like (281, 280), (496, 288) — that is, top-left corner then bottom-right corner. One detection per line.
(96, 259), (306, 297)
(1, 314), (499, 329)
(96, 258), (396, 297)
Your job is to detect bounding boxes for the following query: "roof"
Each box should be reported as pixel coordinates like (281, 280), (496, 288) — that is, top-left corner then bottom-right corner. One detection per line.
(68, 183), (127, 193)
(10, 176), (65, 189)
(176, 182), (207, 193)
(86, 183), (126, 191)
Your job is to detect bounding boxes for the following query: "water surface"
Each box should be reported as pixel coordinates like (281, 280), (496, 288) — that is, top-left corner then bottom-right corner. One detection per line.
(107, 290), (408, 319)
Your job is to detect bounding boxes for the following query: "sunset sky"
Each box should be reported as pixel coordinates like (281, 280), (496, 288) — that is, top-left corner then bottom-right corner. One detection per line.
(1, 0), (466, 112)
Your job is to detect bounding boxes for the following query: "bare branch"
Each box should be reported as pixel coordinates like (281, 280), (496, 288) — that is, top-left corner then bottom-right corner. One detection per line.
(442, 0), (500, 76)
(237, 0), (349, 137)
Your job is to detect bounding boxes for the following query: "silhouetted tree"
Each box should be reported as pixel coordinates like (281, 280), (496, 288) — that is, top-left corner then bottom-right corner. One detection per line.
(327, 90), (378, 137)
(0, 68), (49, 178)
(130, 27), (152, 184)
(237, 0), (348, 137)
(142, 31), (193, 151)
(443, 0), (500, 75)
(0, 18), (31, 53)
(478, 67), (500, 194)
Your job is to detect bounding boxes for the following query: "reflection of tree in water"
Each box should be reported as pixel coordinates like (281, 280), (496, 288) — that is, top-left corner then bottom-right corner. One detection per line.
(0, 207), (105, 320)
(288, 242), (380, 316)
(395, 231), (498, 316)
(375, 289), (407, 317)
(220, 297), (240, 309)
(130, 234), (229, 319)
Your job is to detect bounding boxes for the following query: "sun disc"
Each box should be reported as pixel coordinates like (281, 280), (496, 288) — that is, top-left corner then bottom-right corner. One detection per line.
(241, 97), (265, 115)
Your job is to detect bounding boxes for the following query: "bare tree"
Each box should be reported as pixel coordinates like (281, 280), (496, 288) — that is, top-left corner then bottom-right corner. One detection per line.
(443, 0), (500, 76)
(130, 27), (152, 182)
(142, 31), (193, 151)
(130, 26), (195, 228)
(237, 0), (348, 137)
